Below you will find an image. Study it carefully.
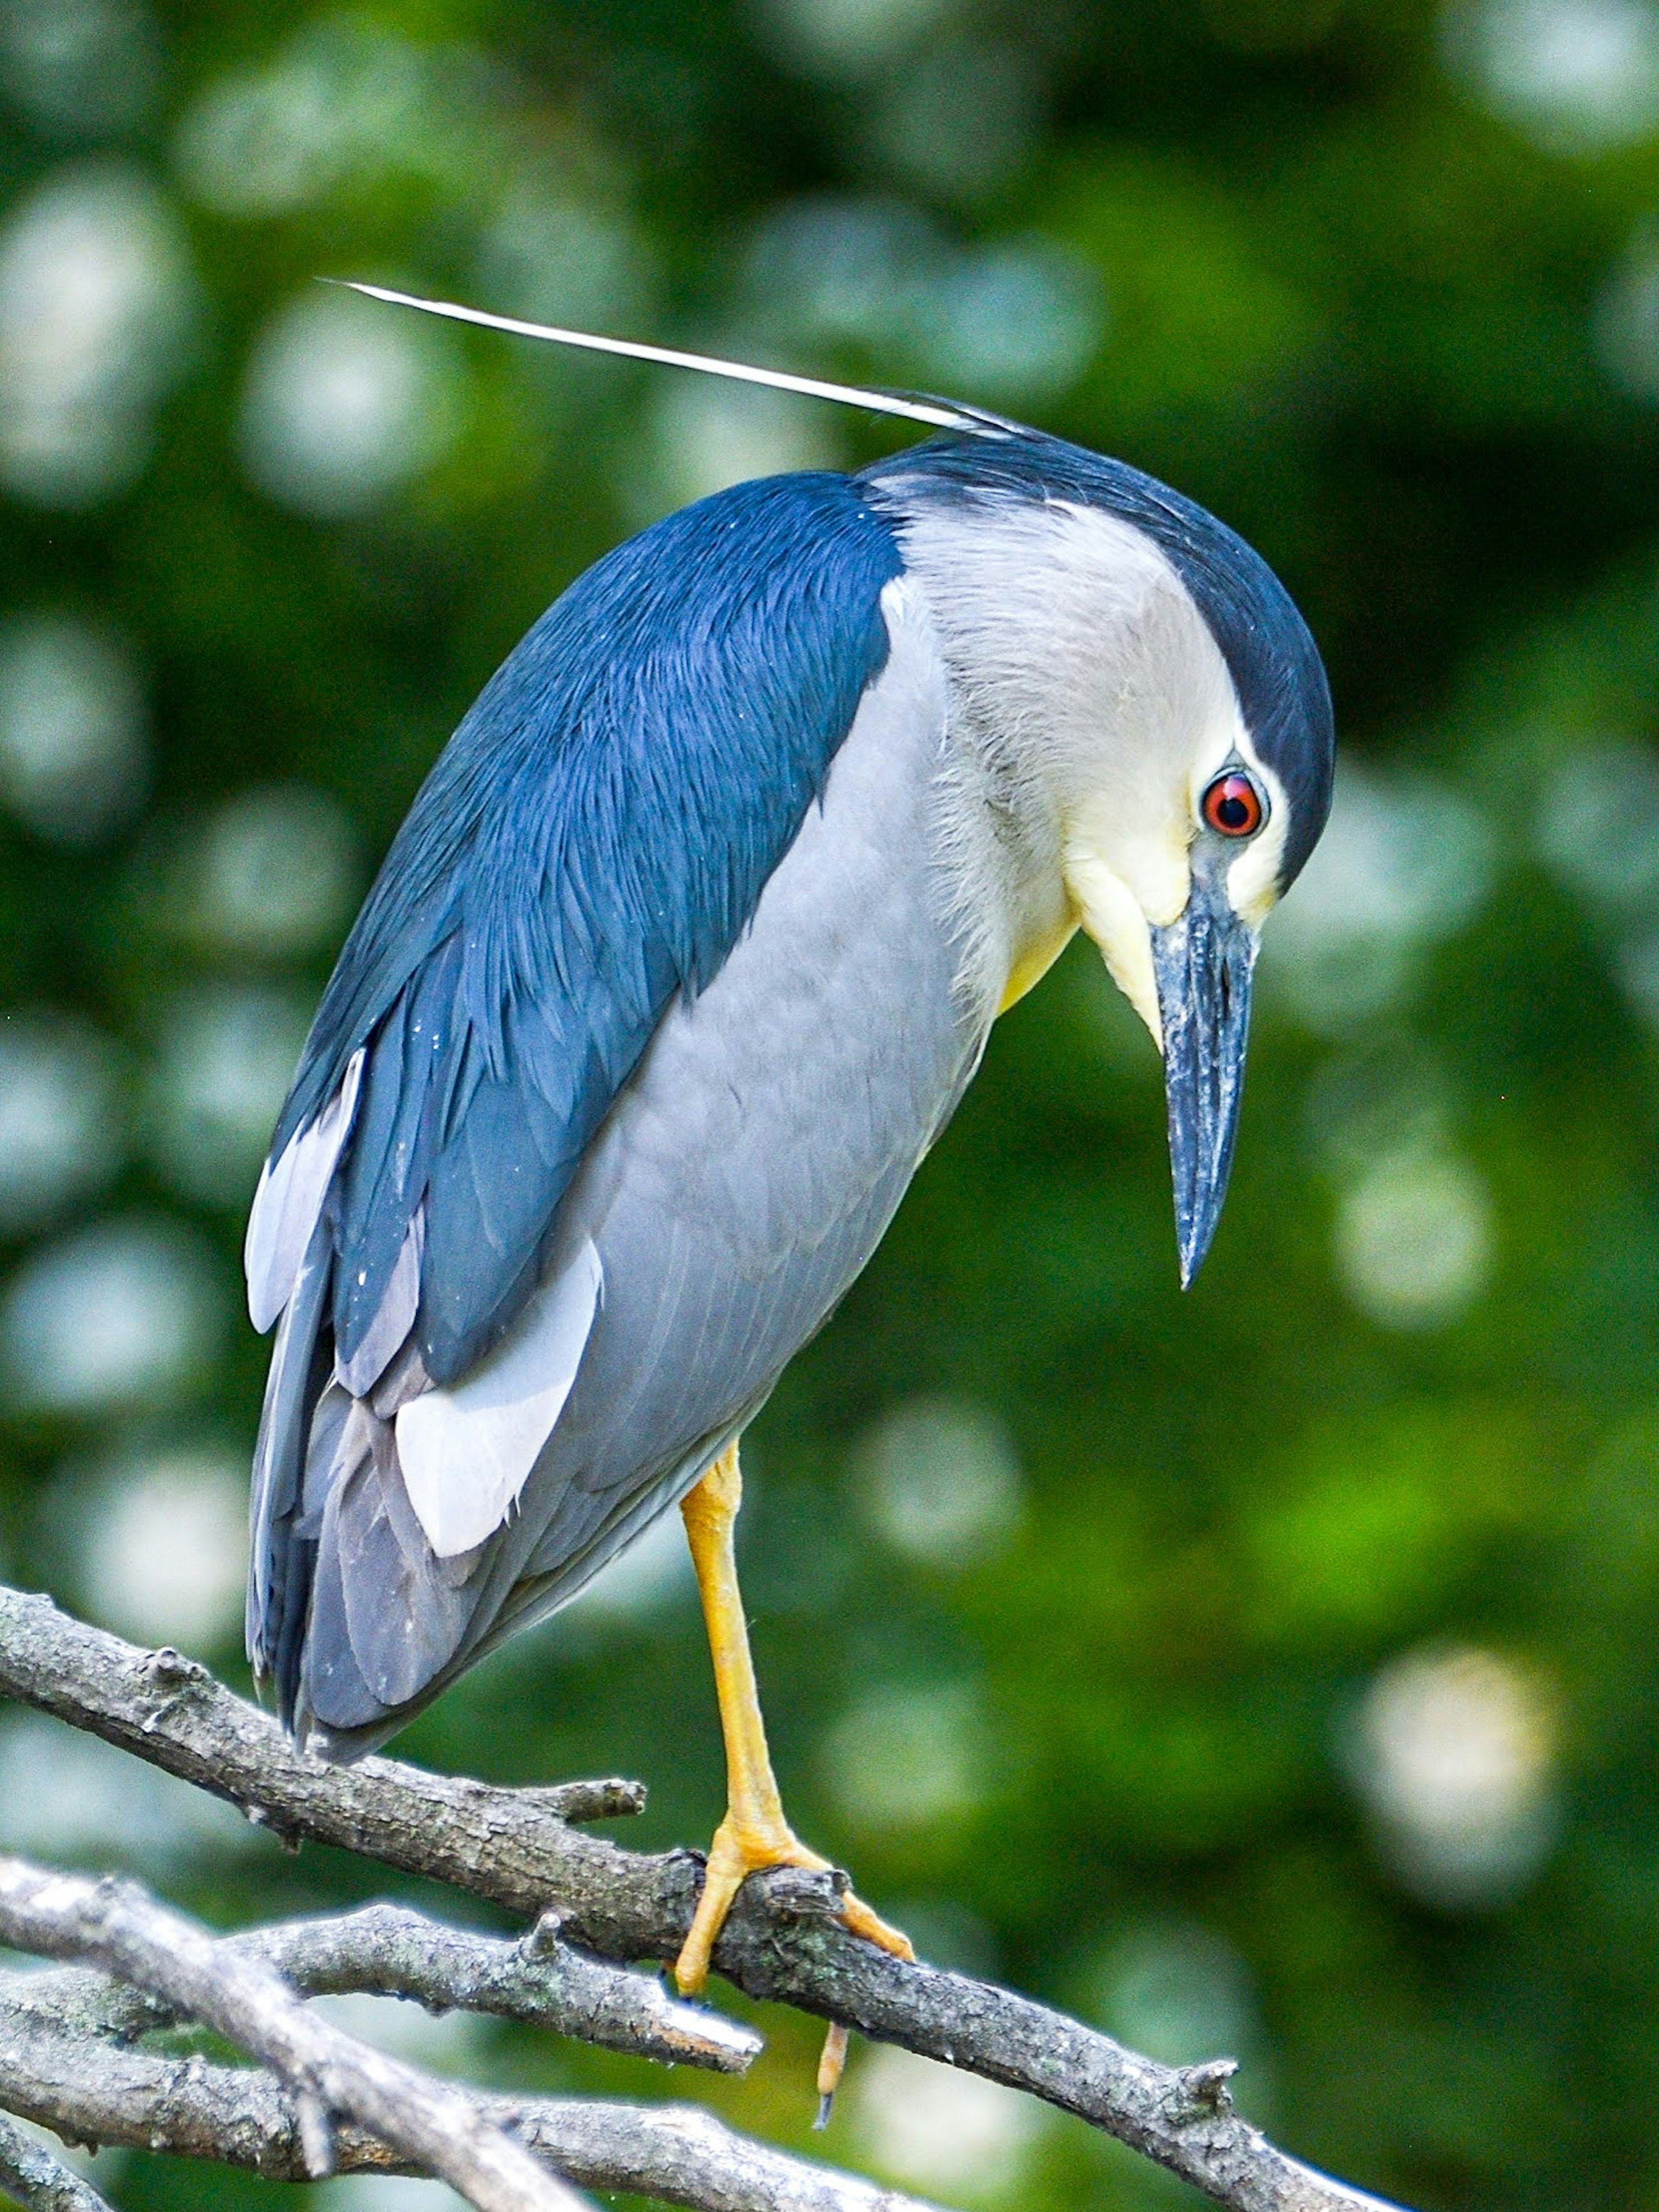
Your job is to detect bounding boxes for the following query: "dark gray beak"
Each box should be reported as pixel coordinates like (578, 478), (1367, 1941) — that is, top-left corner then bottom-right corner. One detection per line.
(1151, 875), (1258, 1288)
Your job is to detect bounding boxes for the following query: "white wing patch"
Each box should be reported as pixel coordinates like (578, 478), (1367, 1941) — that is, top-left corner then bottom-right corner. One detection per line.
(244, 1049), (365, 1333)
(396, 1239), (603, 1558)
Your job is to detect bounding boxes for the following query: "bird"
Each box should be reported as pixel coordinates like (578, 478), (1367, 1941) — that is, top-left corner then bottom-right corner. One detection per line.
(243, 287), (1335, 2023)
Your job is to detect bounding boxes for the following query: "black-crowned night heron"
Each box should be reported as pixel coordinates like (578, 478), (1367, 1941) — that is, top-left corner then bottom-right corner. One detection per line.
(244, 292), (1335, 2018)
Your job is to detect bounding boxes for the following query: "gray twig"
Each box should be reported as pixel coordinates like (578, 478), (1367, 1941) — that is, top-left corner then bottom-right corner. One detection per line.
(0, 2001), (939, 2212)
(12, 1901), (758, 2074)
(0, 2111), (116, 2212)
(0, 1586), (1406, 2212)
(0, 1857), (587, 2212)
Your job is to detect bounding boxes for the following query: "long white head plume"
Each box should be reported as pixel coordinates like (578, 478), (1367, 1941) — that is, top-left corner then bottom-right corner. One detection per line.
(338, 282), (990, 434)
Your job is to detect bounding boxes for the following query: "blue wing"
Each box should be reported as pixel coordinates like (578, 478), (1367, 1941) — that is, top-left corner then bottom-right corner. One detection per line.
(246, 470), (903, 1705)
(259, 471), (901, 1382)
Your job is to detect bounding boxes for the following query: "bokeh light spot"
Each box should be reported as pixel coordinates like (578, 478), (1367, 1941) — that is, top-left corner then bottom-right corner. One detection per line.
(318, 2185), (469, 2203)
(855, 1395), (1024, 1569)
(1334, 1151), (1493, 1327)
(317, 2171), (465, 2210)
(821, 1679), (988, 1830)
(1446, 0), (1659, 150)
(0, 1709), (251, 1870)
(185, 785), (358, 959)
(638, 377), (840, 521)
(0, 610), (147, 844)
(568, 1505), (696, 1623)
(756, 0), (953, 79)
(310, 1993), (490, 2078)
(0, 1011), (121, 1235)
(0, 0), (160, 142)
(238, 287), (462, 520)
(478, 184), (656, 333)
(174, 18), (429, 220)
(744, 196), (1103, 404)
(851, 2042), (1039, 2194)
(0, 1218), (222, 1415)
(79, 1444), (247, 1647)
(1267, 766), (1494, 1035)
(1594, 235), (1659, 400)
(1536, 738), (1659, 908)
(923, 238), (1103, 400)
(1348, 1644), (1559, 1908)
(1094, 1920), (1261, 2066)
(865, 42), (1044, 204)
(148, 983), (311, 1208)
(0, 160), (194, 507)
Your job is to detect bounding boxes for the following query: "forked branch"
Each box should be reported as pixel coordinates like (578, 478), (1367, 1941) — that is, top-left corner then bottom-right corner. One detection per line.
(0, 1857), (586, 2212)
(0, 1587), (1404, 2212)
(0, 1990), (940, 2212)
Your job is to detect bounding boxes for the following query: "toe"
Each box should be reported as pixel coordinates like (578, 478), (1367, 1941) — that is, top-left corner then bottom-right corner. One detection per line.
(674, 1838), (747, 1993)
(841, 1890), (915, 1961)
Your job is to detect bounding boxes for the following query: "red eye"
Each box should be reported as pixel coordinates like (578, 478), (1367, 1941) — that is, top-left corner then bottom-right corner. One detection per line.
(1201, 771), (1264, 838)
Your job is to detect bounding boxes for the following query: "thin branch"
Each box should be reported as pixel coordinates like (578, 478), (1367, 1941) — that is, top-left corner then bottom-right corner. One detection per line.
(0, 2000), (941, 2212)
(12, 1901), (759, 2074)
(0, 2112), (116, 2212)
(0, 1857), (586, 2212)
(0, 1587), (1406, 2212)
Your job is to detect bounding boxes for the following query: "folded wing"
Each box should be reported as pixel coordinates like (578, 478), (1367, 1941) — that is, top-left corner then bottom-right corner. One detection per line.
(245, 470), (904, 1736)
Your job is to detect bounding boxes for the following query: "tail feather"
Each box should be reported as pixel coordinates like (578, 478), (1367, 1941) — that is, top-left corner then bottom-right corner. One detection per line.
(301, 1393), (480, 1733)
(248, 1209), (486, 1748)
(246, 1215), (334, 1697)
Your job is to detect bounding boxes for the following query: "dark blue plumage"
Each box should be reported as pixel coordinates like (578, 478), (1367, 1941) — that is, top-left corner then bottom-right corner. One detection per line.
(861, 430), (1335, 885)
(273, 470), (903, 1389)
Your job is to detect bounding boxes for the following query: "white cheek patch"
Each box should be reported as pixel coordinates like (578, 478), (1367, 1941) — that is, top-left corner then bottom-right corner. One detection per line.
(396, 1238), (602, 1558)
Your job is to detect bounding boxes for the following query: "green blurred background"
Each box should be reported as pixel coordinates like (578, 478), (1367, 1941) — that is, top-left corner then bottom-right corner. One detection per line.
(7, 0), (1659, 2206)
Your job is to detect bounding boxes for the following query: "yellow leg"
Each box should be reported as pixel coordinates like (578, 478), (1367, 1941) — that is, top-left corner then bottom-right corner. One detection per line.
(672, 1440), (914, 1999)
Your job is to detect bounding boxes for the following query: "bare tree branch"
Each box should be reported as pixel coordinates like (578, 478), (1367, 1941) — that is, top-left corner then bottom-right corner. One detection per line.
(0, 1587), (1406, 2212)
(0, 1999), (941, 2212)
(14, 1901), (759, 2073)
(0, 1857), (588, 2212)
(0, 1590), (677, 1942)
(0, 2112), (116, 2212)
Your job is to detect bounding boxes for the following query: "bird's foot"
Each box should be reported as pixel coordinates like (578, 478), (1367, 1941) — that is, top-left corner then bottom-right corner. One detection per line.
(673, 1809), (912, 1994)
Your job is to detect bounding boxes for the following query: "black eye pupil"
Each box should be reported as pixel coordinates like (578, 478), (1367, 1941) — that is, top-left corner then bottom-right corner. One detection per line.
(1204, 773), (1263, 836)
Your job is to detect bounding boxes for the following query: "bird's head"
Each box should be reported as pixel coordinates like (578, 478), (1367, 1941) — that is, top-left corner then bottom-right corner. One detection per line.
(868, 431), (1335, 1285)
(331, 290), (1335, 1287)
